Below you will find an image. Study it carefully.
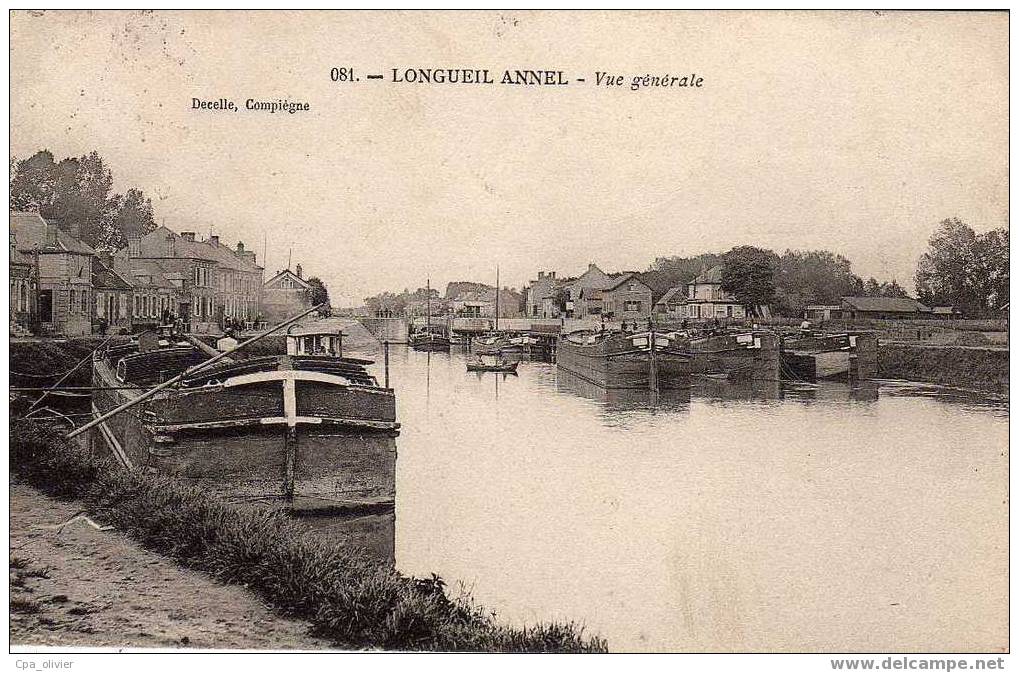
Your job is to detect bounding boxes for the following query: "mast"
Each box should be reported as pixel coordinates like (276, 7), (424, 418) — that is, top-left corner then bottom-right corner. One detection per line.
(495, 266), (500, 332)
(426, 277), (431, 329)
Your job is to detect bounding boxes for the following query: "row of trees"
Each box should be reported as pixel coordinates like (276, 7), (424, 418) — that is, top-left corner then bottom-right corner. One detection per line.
(643, 216), (1007, 318)
(10, 150), (158, 254)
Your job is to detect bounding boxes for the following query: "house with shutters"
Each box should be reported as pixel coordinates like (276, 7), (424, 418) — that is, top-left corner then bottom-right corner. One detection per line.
(680, 266), (746, 320)
(10, 211), (95, 336)
(261, 264), (313, 324)
(114, 227), (220, 332)
(9, 229), (37, 334)
(92, 256), (134, 334)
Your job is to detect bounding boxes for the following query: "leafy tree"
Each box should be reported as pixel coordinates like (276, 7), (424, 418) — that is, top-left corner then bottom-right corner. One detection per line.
(305, 276), (331, 314)
(720, 246), (779, 317)
(773, 249), (863, 315)
(862, 277), (910, 299)
(104, 188), (157, 252)
(10, 149), (158, 255)
(915, 217), (1009, 315)
(10, 150), (58, 212)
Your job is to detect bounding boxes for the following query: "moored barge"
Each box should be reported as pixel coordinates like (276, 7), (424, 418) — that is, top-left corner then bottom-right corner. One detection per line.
(89, 329), (399, 509)
(556, 329), (690, 389)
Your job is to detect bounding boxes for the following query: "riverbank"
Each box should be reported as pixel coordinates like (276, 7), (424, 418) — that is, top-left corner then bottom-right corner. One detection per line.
(9, 420), (606, 652)
(10, 482), (332, 649)
(878, 344), (1009, 397)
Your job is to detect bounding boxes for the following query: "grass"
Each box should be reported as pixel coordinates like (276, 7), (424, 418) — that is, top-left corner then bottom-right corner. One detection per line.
(10, 420), (606, 652)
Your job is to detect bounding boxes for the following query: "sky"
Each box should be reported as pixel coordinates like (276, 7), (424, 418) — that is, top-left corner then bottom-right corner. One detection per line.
(10, 10), (1008, 306)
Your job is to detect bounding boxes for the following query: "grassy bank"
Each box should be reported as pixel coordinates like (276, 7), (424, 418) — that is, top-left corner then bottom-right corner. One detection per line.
(10, 421), (606, 652)
(878, 344), (1009, 396)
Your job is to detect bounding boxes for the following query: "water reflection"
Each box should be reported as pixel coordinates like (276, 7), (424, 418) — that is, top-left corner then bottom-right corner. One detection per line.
(368, 345), (1007, 652)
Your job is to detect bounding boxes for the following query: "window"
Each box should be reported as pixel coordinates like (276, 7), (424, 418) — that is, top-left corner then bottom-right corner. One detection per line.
(629, 283), (638, 292)
(134, 295), (141, 317)
(624, 301), (642, 313)
(69, 289), (76, 313)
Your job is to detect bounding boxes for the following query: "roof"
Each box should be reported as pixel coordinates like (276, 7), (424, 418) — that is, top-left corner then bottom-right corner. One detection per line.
(692, 265), (724, 285)
(264, 268), (312, 289)
(113, 256), (179, 289)
(604, 273), (648, 292)
(841, 296), (929, 313)
(9, 245), (33, 267)
(127, 226), (262, 273)
(10, 211), (95, 255)
(92, 258), (133, 291)
(656, 287), (687, 306)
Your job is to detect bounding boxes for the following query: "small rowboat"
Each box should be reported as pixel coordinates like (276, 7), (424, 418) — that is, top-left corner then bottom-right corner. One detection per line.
(466, 357), (519, 374)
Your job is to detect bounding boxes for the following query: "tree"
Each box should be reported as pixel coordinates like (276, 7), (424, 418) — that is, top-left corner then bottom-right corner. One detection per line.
(915, 217), (1008, 315)
(10, 149), (156, 254)
(10, 150), (58, 212)
(720, 246), (779, 317)
(305, 277), (331, 315)
(773, 249), (863, 315)
(862, 277), (909, 299)
(103, 188), (157, 252)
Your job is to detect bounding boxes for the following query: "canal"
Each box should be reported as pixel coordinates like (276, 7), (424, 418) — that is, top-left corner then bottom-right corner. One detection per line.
(364, 345), (1007, 652)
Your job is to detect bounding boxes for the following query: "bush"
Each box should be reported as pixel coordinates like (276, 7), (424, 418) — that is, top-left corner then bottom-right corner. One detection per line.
(10, 421), (606, 652)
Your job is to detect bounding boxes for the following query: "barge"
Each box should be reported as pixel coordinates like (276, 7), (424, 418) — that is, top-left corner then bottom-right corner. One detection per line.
(89, 328), (399, 512)
(686, 330), (781, 381)
(556, 329), (690, 389)
(780, 331), (878, 382)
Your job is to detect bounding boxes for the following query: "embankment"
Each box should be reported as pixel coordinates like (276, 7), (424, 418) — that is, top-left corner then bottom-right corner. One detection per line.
(10, 421), (606, 652)
(878, 344), (1009, 396)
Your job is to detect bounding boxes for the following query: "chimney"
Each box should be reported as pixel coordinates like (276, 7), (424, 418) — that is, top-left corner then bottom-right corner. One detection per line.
(588, 263), (597, 272)
(181, 232), (195, 242)
(236, 241), (245, 253)
(295, 263), (303, 279)
(128, 235), (141, 258)
(551, 271), (556, 279)
(209, 235), (219, 246)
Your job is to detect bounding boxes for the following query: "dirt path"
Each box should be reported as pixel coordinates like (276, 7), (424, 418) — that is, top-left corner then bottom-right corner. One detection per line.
(9, 482), (332, 649)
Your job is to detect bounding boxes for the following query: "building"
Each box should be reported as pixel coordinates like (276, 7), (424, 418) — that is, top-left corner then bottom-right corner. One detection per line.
(525, 271), (561, 318)
(262, 265), (313, 324)
(201, 236), (263, 326)
(563, 264), (612, 318)
(447, 283), (522, 319)
(653, 286), (687, 321)
(682, 266), (746, 320)
(10, 211), (95, 336)
(9, 229), (37, 334)
(592, 274), (652, 322)
(114, 259), (184, 331)
(92, 256), (134, 334)
(803, 304), (845, 321)
(114, 227), (220, 332)
(839, 296), (929, 320)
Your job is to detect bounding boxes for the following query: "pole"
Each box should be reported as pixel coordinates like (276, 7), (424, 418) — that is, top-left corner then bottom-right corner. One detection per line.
(495, 266), (500, 333)
(383, 340), (390, 388)
(66, 303), (324, 440)
(28, 336), (113, 413)
(648, 318), (659, 392)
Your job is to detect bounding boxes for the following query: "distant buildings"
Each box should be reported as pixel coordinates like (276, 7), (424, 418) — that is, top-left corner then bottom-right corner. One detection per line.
(92, 256), (133, 333)
(525, 271), (561, 319)
(447, 283), (522, 318)
(262, 264), (313, 324)
(10, 211), (95, 336)
(557, 263), (652, 321)
(9, 229), (37, 334)
(806, 296), (931, 321)
(654, 265), (746, 321)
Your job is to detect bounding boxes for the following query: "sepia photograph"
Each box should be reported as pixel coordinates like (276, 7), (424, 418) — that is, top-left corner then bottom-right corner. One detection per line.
(6, 8), (1010, 664)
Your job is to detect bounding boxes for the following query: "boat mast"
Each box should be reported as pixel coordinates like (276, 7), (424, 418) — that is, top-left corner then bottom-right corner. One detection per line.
(495, 265), (500, 332)
(426, 277), (431, 329)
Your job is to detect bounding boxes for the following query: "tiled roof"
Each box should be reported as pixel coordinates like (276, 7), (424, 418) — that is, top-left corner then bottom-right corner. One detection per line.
(656, 286), (687, 306)
(92, 258), (133, 290)
(841, 296), (929, 313)
(10, 211), (95, 255)
(692, 265), (724, 284)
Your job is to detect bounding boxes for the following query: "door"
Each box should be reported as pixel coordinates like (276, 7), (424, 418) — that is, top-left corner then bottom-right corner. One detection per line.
(39, 290), (52, 323)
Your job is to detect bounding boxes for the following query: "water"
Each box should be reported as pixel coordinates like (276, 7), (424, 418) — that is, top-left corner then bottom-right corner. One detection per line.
(364, 345), (1007, 653)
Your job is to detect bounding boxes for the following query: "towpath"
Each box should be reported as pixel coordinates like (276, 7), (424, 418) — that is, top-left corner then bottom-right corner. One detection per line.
(10, 482), (330, 649)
